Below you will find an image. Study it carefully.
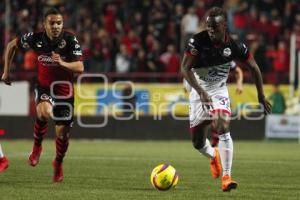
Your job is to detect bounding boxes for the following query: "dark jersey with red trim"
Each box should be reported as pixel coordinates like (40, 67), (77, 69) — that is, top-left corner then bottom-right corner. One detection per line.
(17, 31), (82, 96)
(185, 30), (249, 90)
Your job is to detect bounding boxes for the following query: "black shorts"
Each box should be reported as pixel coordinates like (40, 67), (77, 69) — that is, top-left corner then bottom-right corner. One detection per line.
(35, 85), (74, 125)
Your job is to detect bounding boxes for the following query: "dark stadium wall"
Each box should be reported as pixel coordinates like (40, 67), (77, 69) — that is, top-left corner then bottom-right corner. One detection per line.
(0, 116), (265, 140)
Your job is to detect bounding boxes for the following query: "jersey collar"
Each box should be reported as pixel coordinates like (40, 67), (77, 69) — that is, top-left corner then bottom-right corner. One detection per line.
(43, 30), (64, 48)
(213, 33), (230, 48)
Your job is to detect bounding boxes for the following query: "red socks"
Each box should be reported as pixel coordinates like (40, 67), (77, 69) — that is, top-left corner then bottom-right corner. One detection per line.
(33, 119), (48, 146)
(55, 137), (69, 163)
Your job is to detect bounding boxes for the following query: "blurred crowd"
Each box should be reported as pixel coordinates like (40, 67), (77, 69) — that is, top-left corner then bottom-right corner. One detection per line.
(0, 0), (300, 83)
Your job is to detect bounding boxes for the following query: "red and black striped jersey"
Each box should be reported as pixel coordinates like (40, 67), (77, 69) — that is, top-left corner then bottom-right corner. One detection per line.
(17, 30), (83, 97)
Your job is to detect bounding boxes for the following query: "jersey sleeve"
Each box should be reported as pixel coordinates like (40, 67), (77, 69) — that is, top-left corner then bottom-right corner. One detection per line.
(17, 32), (35, 50)
(68, 35), (83, 61)
(184, 37), (200, 57)
(234, 42), (250, 61)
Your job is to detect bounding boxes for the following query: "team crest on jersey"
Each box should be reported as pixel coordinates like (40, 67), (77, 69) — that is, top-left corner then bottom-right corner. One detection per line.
(59, 39), (66, 48)
(223, 48), (231, 57)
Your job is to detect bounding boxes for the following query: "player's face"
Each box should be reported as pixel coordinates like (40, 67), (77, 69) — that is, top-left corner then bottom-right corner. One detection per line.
(206, 17), (226, 43)
(44, 14), (63, 39)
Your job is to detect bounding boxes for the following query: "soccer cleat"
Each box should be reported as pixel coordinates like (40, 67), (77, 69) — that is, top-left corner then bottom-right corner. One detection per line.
(52, 160), (64, 183)
(222, 175), (238, 192)
(0, 156), (9, 172)
(211, 132), (219, 147)
(210, 148), (222, 179)
(28, 145), (42, 166)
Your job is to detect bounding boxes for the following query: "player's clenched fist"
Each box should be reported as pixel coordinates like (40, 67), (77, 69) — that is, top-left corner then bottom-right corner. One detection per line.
(51, 51), (63, 65)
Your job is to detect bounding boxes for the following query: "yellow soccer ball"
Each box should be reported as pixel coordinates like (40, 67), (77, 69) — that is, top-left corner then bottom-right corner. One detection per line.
(150, 164), (179, 191)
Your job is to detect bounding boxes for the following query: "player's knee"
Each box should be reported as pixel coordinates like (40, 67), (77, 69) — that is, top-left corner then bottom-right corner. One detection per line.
(55, 125), (70, 140)
(214, 118), (230, 134)
(56, 133), (69, 140)
(37, 110), (52, 121)
(223, 124), (230, 133)
(56, 131), (69, 140)
(37, 103), (53, 121)
(216, 124), (229, 134)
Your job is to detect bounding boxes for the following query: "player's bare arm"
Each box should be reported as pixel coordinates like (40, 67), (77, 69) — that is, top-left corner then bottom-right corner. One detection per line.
(181, 54), (212, 109)
(51, 51), (84, 73)
(235, 66), (243, 95)
(1, 38), (18, 85)
(238, 57), (271, 114)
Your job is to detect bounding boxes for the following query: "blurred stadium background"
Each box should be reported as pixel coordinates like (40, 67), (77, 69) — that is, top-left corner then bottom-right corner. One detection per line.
(0, 0), (300, 199)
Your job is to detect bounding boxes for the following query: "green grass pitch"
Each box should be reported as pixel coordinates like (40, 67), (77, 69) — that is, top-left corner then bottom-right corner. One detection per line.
(0, 140), (300, 200)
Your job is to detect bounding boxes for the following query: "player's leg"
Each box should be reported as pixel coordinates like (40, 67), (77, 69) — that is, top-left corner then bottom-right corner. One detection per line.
(213, 112), (237, 192)
(190, 120), (222, 179)
(189, 94), (222, 179)
(190, 120), (213, 157)
(52, 98), (73, 183)
(53, 124), (70, 182)
(0, 143), (9, 172)
(29, 101), (52, 166)
(214, 114), (232, 177)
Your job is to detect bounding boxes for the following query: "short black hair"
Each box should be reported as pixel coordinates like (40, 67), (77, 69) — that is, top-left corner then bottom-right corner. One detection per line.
(206, 7), (227, 22)
(43, 7), (62, 20)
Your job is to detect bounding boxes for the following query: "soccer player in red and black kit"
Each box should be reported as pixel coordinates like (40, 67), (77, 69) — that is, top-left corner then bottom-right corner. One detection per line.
(0, 143), (9, 172)
(181, 7), (271, 191)
(1, 8), (84, 182)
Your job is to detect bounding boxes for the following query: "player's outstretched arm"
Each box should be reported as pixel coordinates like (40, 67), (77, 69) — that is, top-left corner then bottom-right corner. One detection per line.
(51, 51), (84, 73)
(1, 39), (18, 85)
(235, 66), (243, 95)
(238, 57), (271, 114)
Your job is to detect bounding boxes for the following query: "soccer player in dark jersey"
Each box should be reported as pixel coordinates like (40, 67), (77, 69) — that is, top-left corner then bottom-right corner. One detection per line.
(1, 8), (84, 182)
(184, 63), (244, 147)
(181, 7), (271, 192)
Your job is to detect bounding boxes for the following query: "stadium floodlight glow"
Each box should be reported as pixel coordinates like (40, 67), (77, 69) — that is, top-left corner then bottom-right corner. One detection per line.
(50, 81), (73, 99)
(112, 81), (135, 99)
(51, 102), (73, 121)
(76, 73), (108, 99)
(77, 102), (108, 128)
